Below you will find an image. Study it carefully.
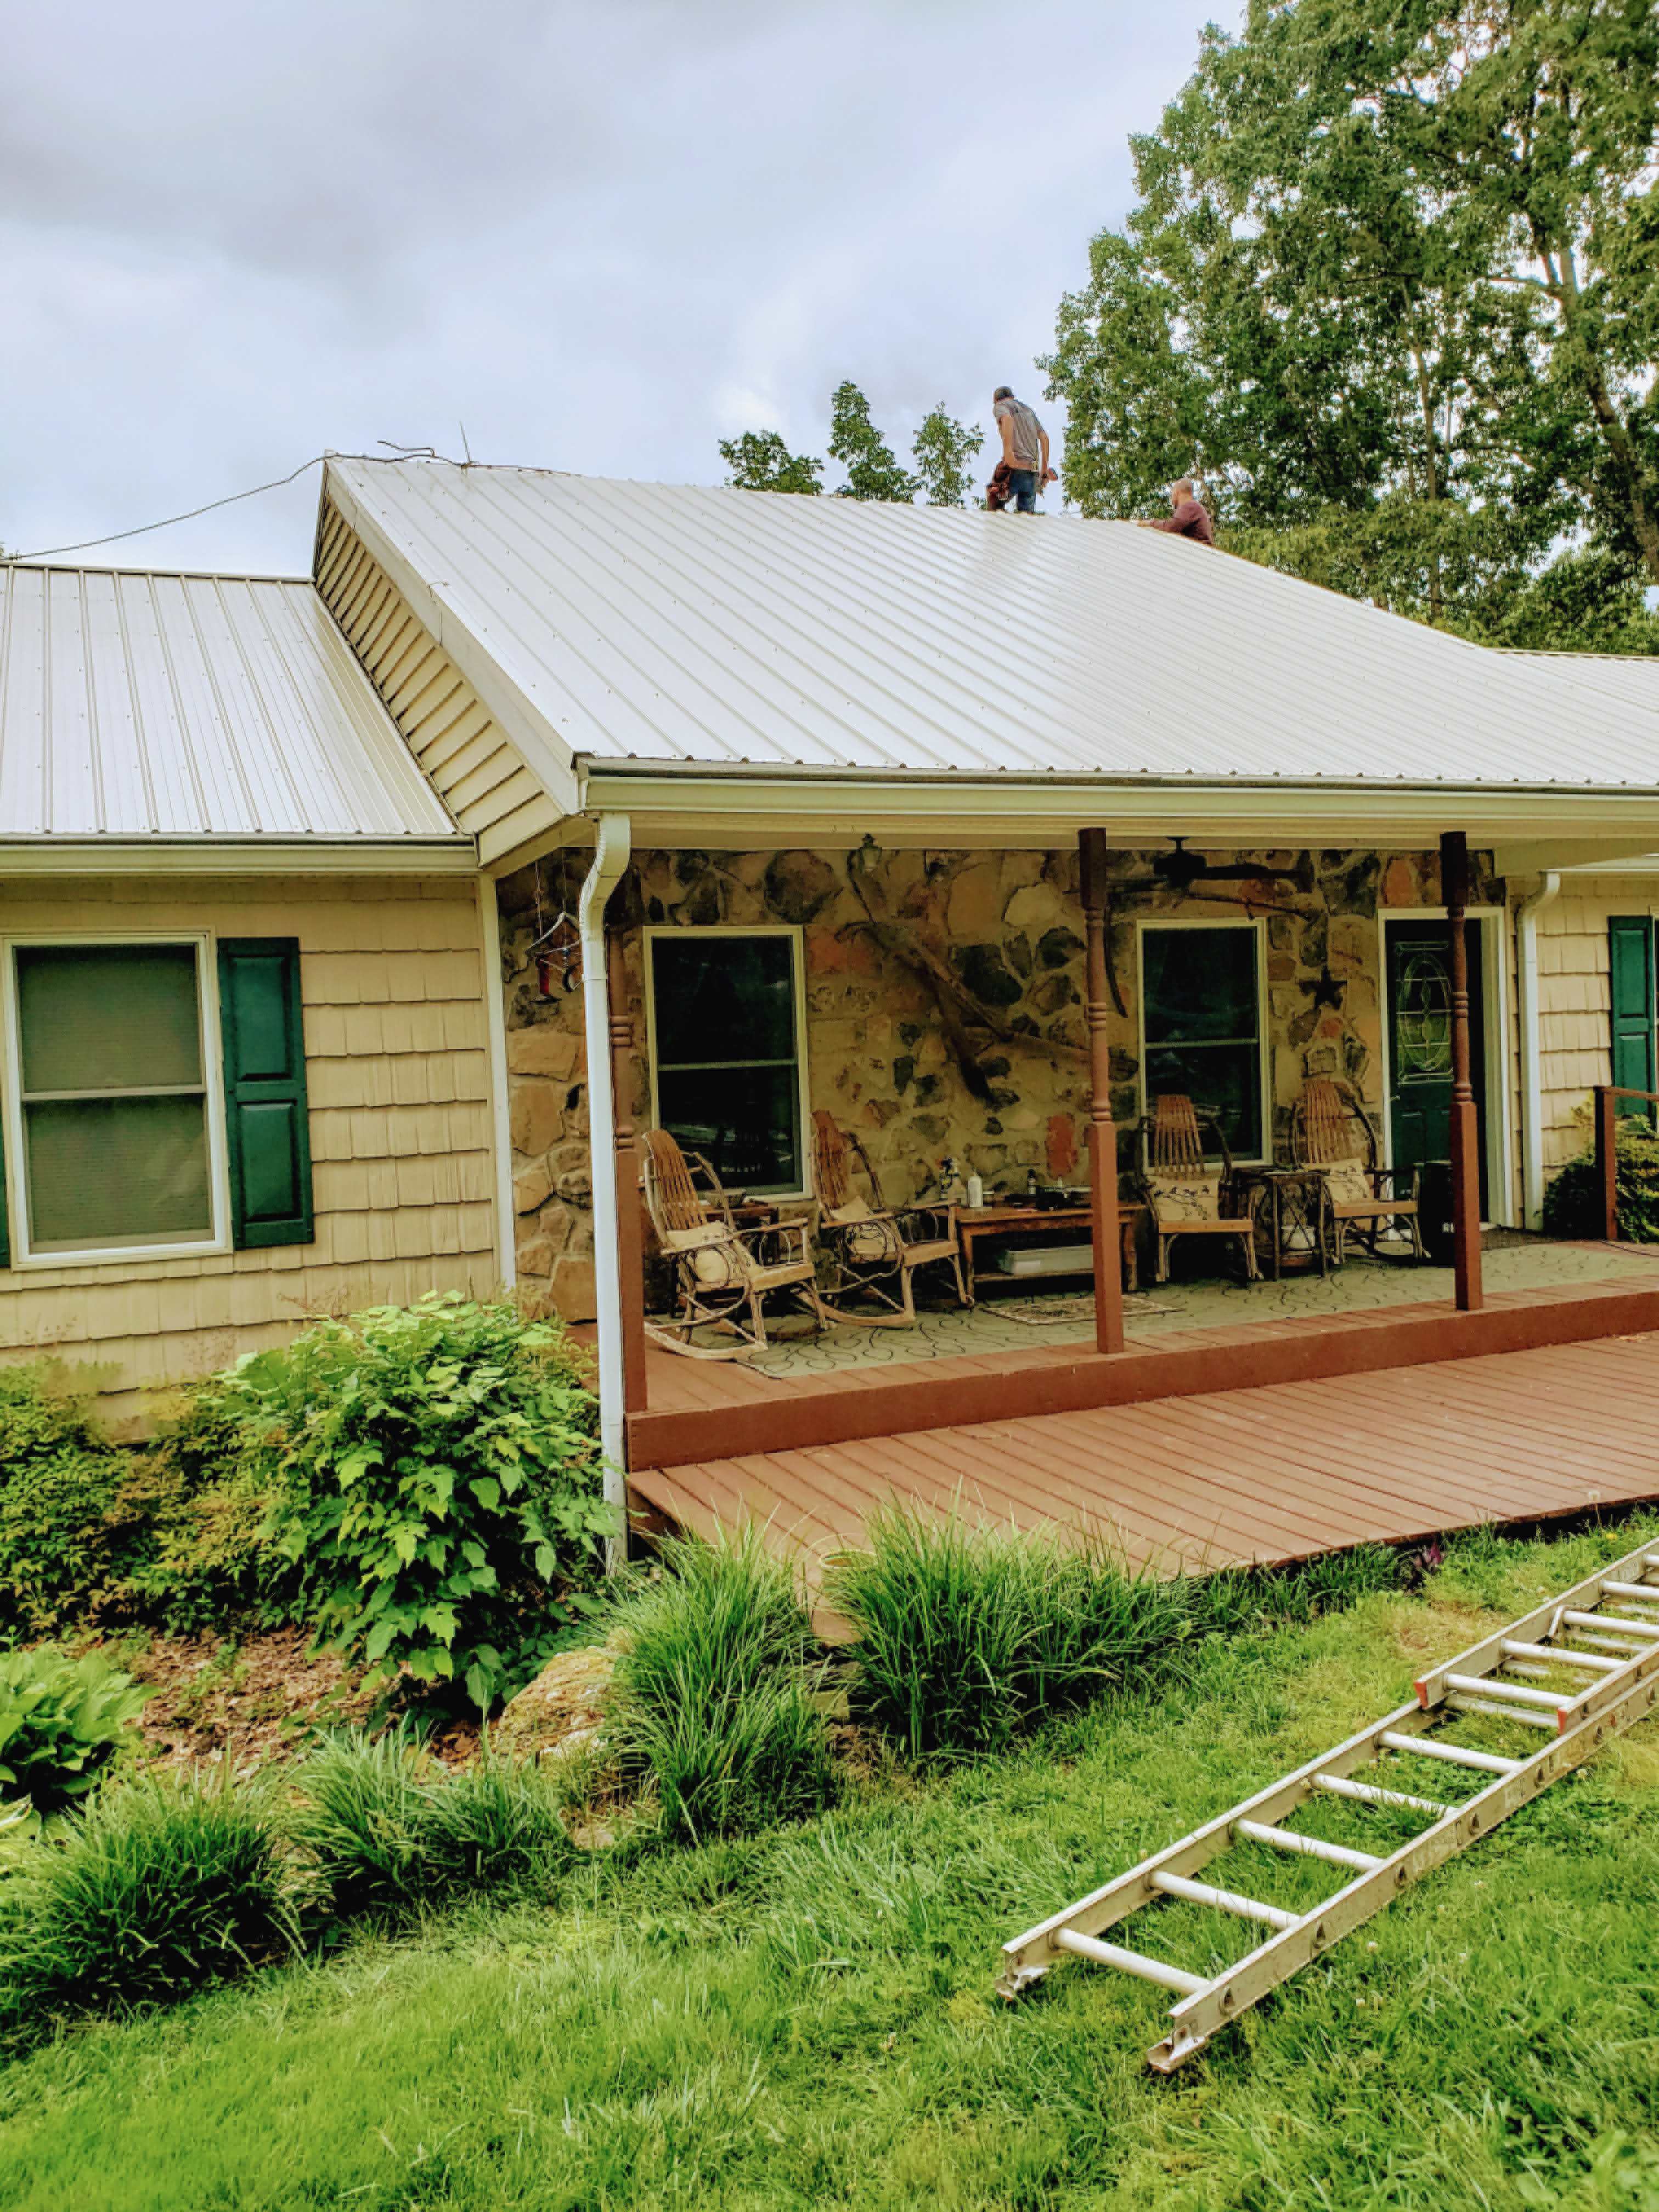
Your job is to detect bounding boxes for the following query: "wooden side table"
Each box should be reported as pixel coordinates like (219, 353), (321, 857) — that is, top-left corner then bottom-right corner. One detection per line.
(956, 1203), (1146, 1304)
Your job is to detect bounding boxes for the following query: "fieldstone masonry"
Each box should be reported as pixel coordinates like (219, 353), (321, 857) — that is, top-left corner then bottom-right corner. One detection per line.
(496, 844), (1497, 1322)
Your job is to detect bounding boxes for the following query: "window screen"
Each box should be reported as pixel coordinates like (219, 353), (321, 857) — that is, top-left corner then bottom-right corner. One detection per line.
(650, 933), (804, 1193)
(1141, 926), (1265, 1158)
(15, 944), (213, 1254)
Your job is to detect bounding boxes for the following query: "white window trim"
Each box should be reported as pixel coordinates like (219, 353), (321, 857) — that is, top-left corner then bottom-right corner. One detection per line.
(641, 923), (814, 1199)
(1135, 916), (1272, 1166)
(1, 930), (234, 1268)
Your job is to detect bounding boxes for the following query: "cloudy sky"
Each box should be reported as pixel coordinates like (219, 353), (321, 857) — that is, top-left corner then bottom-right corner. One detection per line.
(2, 0), (1224, 574)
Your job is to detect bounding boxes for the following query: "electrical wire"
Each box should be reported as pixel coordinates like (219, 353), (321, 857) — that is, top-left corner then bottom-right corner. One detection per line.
(0, 443), (465, 567)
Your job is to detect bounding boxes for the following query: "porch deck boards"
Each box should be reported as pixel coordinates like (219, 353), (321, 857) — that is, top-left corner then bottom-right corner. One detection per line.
(628, 1330), (1659, 1585)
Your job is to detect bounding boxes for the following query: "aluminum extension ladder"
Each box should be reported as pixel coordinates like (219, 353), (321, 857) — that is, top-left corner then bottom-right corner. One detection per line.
(998, 1536), (1659, 2072)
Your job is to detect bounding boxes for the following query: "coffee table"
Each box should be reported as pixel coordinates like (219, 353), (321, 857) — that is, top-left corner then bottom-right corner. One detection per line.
(956, 1203), (1146, 1304)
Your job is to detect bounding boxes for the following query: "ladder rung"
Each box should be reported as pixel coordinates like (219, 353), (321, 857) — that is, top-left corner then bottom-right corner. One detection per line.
(1314, 1773), (1451, 1816)
(1600, 1581), (1659, 1604)
(1572, 1632), (1657, 1656)
(1563, 1608), (1659, 1641)
(1052, 1927), (1209, 1995)
(1447, 1694), (1558, 1730)
(1444, 1673), (1571, 1711)
(1379, 1731), (1520, 1775)
(1150, 1870), (1300, 1931)
(1502, 1639), (1626, 1674)
(1503, 1661), (1553, 1680)
(1235, 1818), (1382, 1872)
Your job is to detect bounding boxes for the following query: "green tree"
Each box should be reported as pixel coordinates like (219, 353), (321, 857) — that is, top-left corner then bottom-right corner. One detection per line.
(718, 431), (823, 495)
(828, 382), (918, 502)
(911, 405), (984, 507)
(1045, 0), (1659, 635)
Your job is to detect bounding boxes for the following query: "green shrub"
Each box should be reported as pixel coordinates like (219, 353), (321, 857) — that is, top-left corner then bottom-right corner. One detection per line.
(0, 1646), (149, 1811)
(1543, 1107), (1659, 1240)
(606, 1534), (835, 1842)
(106, 1387), (278, 1634)
(0, 1769), (291, 2035)
(222, 1295), (614, 1709)
(0, 1366), (132, 1635)
(292, 1725), (570, 1922)
(828, 1509), (1191, 1760)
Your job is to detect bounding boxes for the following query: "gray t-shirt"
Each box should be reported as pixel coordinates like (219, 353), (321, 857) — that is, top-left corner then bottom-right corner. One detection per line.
(994, 397), (1045, 470)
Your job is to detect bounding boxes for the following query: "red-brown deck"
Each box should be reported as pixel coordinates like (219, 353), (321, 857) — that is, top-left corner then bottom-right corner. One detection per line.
(629, 1328), (1659, 1587)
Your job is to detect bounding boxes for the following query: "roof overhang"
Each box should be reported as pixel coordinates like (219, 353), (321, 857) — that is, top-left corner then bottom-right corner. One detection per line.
(574, 760), (1659, 864)
(0, 837), (480, 877)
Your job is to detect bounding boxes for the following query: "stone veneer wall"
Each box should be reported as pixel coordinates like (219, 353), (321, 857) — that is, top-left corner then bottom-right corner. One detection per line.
(496, 844), (1496, 1322)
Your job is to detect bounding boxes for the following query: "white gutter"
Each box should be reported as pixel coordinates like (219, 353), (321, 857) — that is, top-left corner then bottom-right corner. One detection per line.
(1516, 871), (1561, 1229)
(577, 812), (632, 1571)
(476, 878), (517, 1290)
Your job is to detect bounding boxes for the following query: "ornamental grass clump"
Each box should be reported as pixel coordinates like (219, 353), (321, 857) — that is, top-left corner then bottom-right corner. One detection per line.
(292, 1725), (571, 1925)
(828, 1508), (1193, 1761)
(0, 1769), (292, 2039)
(606, 1534), (834, 1843)
(229, 1294), (615, 1709)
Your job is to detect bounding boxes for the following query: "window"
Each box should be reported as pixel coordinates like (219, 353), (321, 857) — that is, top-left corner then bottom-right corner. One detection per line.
(1138, 922), (1267, 1159)
(646, 929), (808, 1194)
(10, 941), (217, 1256)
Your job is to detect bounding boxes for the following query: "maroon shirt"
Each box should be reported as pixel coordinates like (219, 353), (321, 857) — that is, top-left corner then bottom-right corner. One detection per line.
(1149, 498), (1215, 545)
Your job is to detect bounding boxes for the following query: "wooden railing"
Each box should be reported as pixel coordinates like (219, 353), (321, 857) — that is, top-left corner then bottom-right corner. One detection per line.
(1593, 1085), (1659, 1242)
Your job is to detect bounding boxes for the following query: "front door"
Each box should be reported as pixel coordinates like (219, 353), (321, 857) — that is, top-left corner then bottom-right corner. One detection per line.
(1385, 918), (1487, 1213)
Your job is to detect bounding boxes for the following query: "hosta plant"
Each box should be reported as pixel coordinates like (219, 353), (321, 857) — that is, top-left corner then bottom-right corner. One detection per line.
(0, 1645), (150, 1810)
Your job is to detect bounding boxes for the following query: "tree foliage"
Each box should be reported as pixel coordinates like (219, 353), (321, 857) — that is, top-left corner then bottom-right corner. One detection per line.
(911, 404), (984, 507)
(717, 431), (823, 496)
(827, 381), (918, 502)
(1045, 0), (1659, 643)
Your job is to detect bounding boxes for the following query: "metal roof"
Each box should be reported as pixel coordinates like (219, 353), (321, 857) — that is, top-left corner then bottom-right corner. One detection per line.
(0, 565), (464, 842)
(1505, 650), (1659, 716)
(326, 458), (1659, 792)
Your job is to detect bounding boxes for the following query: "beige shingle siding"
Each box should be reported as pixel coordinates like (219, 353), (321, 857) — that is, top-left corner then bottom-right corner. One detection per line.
(0, 876), (498, 1424)
(315, 502), (562, 869)
(1532, 881), (1651, 1171)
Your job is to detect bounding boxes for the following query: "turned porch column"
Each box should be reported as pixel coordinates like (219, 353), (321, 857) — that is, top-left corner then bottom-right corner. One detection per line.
(1440, 830), (1484, 1313)
(605, 913), (650, 1413)
(1079, 827), (1126, 1354)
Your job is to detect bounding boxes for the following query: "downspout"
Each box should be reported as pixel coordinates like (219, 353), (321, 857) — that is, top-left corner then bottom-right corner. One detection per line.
(578, 814), (632, 1571)
(1516, 871), (1561, 1231)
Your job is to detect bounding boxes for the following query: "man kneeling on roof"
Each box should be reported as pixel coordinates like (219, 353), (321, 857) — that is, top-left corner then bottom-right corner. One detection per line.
(1138, 477), (1215, 545)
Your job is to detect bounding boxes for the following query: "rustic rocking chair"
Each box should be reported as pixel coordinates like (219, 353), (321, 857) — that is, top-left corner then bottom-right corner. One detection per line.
(810, 1110), (968, 1323)
(640, 1127), (835, 1359)
(1291, 1077), (1424, 1264)
(1136, 1094), (1260, 1285)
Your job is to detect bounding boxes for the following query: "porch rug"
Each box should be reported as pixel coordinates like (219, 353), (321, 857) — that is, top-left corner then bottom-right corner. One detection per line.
(1000, 1294), (1183, 1326)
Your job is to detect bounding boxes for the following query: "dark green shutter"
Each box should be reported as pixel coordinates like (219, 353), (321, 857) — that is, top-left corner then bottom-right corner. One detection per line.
(218, 939), (314, 1248)
(1608, 917), (1656, 1116)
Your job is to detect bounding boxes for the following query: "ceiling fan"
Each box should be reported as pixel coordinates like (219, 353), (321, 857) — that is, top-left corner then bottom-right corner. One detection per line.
(1113, 837), (1306, 903)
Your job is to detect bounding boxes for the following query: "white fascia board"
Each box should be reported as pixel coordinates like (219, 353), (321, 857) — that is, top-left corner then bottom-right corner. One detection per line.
(320, 466), (583, 820)
(0, 837), (481, 877)
(579, 766), (1659, 855)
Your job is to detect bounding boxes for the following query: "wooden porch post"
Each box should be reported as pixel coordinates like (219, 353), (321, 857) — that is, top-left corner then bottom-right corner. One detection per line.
(606, 915), (649, 1414)
(1080, 827), (1126, 1354)
(1441, 831), (1484, 1313)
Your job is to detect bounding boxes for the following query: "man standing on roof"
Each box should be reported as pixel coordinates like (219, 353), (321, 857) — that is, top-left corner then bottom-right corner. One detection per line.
(989, 387), (1054, 514)
(1138, 478), (1215, 545)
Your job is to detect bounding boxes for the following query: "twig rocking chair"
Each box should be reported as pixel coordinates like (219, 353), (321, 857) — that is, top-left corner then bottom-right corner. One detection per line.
(1137, 1094), (1260, 1285)
(640, 1127), (835, 1359)
(1292, 1077), (1425, 1263)
(810, 1110), (968, 1324)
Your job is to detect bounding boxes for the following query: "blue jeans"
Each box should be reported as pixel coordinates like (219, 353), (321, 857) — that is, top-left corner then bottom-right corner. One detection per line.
(1008, 467), (1038, 512)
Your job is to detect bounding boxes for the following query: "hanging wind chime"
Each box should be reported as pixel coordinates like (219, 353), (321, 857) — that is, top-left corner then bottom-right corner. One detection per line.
(531, 854), (583, 997)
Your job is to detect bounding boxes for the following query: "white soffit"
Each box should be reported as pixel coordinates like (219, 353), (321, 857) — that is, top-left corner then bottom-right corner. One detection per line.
(0, 565), (467, 845)
(324, 458), (1659, 795)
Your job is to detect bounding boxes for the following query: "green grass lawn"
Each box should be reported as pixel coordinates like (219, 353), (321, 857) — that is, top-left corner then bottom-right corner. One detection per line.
(3, 1520), (1658, 2212)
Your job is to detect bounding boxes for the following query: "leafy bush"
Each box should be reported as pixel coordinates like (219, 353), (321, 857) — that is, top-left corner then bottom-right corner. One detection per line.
(828, 1509), (1193, 1760)
(292, 1725), (570, 1922)
(106, 1385), (278, 1634)
(606, 1534), (834, 1842)
(0, 1646), (149, 1811)
(219, 1295), (613, 1709)
(0, 1769), (291, 2035)
(0, 1366), (132, 1635)
(1543, 1108), (1659, 1242)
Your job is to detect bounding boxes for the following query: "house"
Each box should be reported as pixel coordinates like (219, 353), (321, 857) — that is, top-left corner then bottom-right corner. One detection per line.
(6, 459), (1659, 1560)
(0, 563), (507, 1426)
